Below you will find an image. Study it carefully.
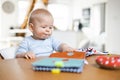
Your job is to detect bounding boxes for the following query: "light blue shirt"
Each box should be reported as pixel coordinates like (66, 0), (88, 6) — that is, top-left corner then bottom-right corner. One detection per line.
(16, 36), (62, 57)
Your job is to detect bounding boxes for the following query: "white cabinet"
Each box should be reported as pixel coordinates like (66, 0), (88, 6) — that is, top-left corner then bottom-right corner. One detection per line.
(0, 29), (31, 49)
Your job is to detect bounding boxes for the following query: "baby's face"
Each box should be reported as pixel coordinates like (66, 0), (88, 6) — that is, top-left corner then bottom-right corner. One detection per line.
(31, 16), (54, 40)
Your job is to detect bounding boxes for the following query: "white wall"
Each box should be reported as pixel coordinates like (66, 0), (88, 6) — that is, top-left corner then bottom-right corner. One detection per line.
(0, 0), (18, 38)
(0, 0), (1, 37)
(52, 31), (77, 48)
(105, 0), (120, 53)
(90, 3), (105, 36)
(52, 30), (88, 48)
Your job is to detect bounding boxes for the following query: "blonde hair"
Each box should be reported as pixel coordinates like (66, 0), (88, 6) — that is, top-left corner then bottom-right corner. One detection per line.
(28, 8), (53, 24)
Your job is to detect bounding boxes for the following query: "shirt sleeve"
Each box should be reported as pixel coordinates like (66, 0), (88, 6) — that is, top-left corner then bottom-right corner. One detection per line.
(51, 37), (62, 51)
(16, 38), (29, 54)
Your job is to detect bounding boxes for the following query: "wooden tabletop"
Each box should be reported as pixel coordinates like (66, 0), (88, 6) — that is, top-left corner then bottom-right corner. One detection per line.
(0, 55), (120, 80)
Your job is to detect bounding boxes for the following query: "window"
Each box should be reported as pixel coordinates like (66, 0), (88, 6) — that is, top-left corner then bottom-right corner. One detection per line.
(82, 8), (90, 27)
(18, 0), (29, 26)
(48, 4), (71, 31)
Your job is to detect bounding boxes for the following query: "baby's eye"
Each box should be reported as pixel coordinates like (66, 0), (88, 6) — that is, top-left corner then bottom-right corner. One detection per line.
(41, 26), (46, 28)
(49, 26), (53, 29)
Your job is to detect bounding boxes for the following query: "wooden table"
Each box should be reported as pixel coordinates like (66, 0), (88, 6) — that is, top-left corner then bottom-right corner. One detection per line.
(0, 55), (120, 80)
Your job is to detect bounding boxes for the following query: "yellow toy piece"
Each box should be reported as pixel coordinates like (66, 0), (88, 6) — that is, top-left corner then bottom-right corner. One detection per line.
(107, 53), (111, 55)
(51, 68), (61, 74)
(55, 61), (64, 67)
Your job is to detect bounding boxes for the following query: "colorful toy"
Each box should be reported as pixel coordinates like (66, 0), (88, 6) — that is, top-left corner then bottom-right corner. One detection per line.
(51, 68), (61, 74)
(96, 55), (120, 69)
(78, 48), (109, 56)
(78, 48), (97, 56)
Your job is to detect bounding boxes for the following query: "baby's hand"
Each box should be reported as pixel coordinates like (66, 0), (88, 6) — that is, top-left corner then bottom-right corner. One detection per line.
(64, 47), (76, 52)
(60, 43), (76, 52)
(24, 51), (36, 59)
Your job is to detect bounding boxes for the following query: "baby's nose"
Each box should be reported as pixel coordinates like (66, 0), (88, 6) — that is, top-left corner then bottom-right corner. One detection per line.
(46, 27), (51, 32)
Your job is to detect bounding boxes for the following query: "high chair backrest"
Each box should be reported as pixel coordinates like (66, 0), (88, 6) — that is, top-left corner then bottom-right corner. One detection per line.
(0, 46), (18, 59)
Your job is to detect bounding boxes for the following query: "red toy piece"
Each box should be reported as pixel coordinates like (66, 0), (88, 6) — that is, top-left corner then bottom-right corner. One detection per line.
(96, 55), (120, 69)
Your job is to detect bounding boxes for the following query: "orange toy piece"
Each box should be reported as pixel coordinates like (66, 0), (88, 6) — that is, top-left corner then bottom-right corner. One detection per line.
(49, 51), (86, 59)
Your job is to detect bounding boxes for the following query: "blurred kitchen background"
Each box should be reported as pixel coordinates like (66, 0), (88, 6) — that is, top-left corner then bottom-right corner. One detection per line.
(0, 0), (120, 54)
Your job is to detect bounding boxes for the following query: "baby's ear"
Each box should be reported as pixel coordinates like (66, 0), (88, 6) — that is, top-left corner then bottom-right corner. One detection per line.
(29, 23), (34, 32)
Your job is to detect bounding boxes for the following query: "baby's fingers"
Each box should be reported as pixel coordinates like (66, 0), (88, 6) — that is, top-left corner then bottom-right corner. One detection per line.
(67, 48), (75, 52)
(29, 54), (36, 59)
(24, 54), (30, 59)
(25, 53), (35, 59)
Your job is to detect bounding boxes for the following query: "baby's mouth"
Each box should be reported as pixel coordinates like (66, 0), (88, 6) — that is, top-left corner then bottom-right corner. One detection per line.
(44, 34), (50, 37)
